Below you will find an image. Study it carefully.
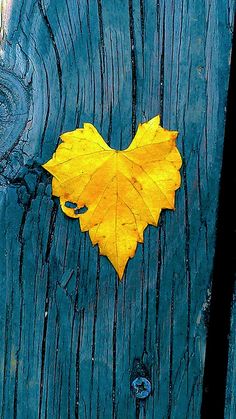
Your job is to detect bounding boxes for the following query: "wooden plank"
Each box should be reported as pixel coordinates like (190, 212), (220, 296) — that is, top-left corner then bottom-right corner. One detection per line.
(224, 16), (236, 417)
(200, 15), (236, 415)
(225, 286), (236, 418)
(0, 1), (234, 418)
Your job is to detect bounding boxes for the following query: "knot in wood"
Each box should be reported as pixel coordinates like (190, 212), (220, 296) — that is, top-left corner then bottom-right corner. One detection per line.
(0, 68), (29, 157)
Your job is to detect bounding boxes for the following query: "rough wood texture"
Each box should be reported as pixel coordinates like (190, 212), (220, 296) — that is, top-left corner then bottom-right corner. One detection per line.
(0, 1), (234, 418)
(225, 287), (236, 418)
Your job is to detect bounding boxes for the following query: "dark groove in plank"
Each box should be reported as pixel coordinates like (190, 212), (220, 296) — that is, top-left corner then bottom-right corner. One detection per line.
(159, 7), (165, 121)
(128, 0), (137, 137)
(13, 197), (32, 417)
(143, 231), (151, 356)
(181, 137), (191, 377)
(107, 104), (113, 147)
(156, 1), (160, 34)
(38, 0), (62, 99)
(85, 0), (93, 67)
(139, 0), (145, 67)
(112, 280), (118, 419)
(143, 275), (149, 356)
(96, 0), (105, 66)
(96, 0), (105, 127)
(39, 201), (58, 417)
(45, 203), (58, 263)
(140, 245), (145, 320)
(90, 255), (100, 416)
(201, 16), (236, 418)
(75, 309), (84, 419)
(13, 199), (31, 418)
(38, 279), (49, 419)
(1, 301), (12, 419)
(39, 63), (50, 157)
(155, 227), (162, 324)
(167, 282), (174, 418)
(135, 398), (140, 419)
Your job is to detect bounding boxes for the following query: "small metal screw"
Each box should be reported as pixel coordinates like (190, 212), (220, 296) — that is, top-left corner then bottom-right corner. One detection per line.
(131, 377), (151, 399)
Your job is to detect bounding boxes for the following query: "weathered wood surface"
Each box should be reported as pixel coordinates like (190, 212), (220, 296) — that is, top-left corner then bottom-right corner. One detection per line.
(0, 1), (235, 418)
(224, 21), (236, 418)
(225, 287), (236, 418)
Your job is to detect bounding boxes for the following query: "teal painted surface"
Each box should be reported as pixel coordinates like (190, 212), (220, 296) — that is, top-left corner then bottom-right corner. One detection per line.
(225, 286), (236, 419)
(0, 1), (234, 418)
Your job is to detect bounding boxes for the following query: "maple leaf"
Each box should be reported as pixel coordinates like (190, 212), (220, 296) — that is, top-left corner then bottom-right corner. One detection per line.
(43, 116), (182, 279)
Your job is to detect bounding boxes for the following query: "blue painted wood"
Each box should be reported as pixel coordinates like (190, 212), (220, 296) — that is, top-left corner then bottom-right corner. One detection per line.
(0, 1), (235, 418)
(225, 286), (236, 418)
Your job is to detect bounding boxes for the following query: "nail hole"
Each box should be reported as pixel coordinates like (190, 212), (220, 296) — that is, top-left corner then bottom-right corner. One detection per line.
(65, 201), (77, 209)
(74, 206), (88, 215)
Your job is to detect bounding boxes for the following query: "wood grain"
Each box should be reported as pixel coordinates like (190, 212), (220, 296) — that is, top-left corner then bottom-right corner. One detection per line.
(225, 287), (236, 418)
(0, 1), (235, 418)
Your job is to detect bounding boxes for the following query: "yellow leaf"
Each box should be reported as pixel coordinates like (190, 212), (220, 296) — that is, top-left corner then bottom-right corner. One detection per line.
(43, 115), (182, 279)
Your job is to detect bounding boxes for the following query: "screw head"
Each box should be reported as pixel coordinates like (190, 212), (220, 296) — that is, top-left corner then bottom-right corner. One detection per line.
(131, 377), (151, 399)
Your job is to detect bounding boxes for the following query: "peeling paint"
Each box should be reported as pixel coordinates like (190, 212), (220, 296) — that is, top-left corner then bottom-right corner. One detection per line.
(0, 0), (13, 54)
